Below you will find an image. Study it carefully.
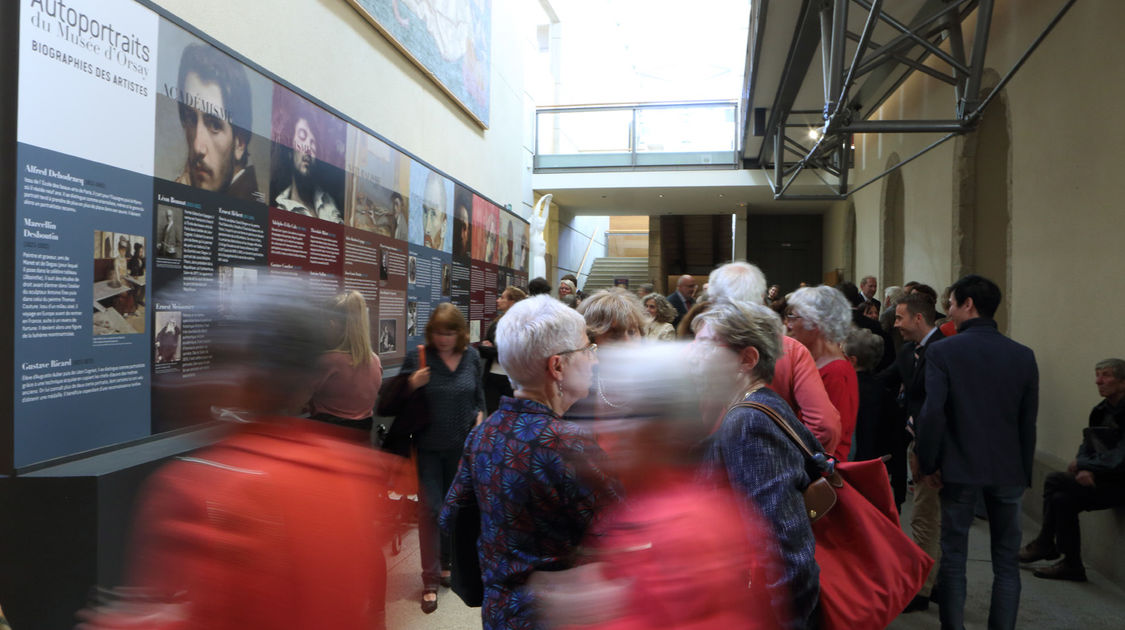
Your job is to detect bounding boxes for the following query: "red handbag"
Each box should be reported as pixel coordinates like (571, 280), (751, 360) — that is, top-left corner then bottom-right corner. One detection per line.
(729, 402), (932, 629)
(813, 459), (933, 629)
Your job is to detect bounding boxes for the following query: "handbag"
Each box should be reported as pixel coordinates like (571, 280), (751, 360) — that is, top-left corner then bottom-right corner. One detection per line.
(731, 402), (841, 522)
(730, 402), (933, 629)
(812, 459), (933, 629)
(376, 371), (429, 457)
(449, 501), (484, 607)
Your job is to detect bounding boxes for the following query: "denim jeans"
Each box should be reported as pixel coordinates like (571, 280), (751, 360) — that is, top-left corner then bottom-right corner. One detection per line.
(937, 483), (1024, 630)
(417, 448), (462, 589)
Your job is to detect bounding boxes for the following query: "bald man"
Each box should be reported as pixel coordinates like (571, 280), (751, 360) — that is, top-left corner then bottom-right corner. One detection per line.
(666, 274), (697, 328)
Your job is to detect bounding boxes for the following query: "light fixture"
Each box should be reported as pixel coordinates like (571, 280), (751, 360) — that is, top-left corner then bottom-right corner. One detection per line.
(808, 128), (821, 140)
(718, 193), (724, 198)
(658, 194), (664, 198)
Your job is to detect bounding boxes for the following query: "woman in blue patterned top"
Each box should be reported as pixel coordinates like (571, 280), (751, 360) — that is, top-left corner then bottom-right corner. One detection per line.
(693, 299), (823, 630)
(440, 295), (622, 630)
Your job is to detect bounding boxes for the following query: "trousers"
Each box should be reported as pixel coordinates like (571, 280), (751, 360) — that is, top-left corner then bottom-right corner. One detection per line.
(1036, 471), (1125, 565)
(417, 448), (462, 588)
(910, 447), (942, 597)
(937, 483), (1024, 630)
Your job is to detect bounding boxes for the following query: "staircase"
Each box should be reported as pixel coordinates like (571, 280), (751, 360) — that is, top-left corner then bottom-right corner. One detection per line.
(581, 257), (651, 293)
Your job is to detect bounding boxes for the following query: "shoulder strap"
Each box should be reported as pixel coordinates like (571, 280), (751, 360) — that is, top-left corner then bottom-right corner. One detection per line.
(728, 401), (818, 462)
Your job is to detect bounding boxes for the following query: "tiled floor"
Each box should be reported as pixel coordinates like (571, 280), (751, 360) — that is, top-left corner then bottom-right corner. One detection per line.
(387, 498), (1125, 629)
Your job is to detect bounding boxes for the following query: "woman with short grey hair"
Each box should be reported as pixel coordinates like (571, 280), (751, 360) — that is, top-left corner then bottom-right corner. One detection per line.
(440, 295), (620, 630)
(787, 285), (853, 345)
(692, 298), (821, 630)
(641, 292), (677, 341)
(694, 299), (783, 380)
(785, 286), (859, 461)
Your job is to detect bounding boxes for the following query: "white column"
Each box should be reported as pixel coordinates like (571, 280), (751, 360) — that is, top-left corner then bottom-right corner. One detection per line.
(733, 209), (748, 260)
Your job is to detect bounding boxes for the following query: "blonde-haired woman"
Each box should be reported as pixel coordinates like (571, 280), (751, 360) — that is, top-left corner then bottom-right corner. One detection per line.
(307, 290), (383, 438)
(641, 292), (677, 341)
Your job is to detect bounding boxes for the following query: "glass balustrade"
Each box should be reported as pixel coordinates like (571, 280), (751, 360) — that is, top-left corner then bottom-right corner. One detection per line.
(535, 101), (739, 170)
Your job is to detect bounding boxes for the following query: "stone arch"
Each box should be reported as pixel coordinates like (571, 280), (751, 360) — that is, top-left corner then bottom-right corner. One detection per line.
(881, 153), (905, 288)
(952, 69), (1011, 332)
(845, 201), (857, 282)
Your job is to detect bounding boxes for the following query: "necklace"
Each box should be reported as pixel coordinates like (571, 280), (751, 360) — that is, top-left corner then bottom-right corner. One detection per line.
(731, 382), (765, 407)
(596, 376), (624, 409)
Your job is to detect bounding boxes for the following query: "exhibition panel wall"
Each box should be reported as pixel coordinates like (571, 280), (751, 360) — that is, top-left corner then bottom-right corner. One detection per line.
(5, 0), (528, 471)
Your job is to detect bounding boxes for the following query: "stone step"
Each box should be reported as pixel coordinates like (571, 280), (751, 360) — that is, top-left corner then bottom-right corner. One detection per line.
(582, 256), (652, 292)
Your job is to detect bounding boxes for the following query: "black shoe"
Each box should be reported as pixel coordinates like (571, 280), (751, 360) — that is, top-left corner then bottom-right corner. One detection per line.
(1019, 539), (1061, 563)
(440, 572), (452, 588)
(1033, 561), (1087, 582)
(421, 590), (438, 614)
(902, 595), (929, 613)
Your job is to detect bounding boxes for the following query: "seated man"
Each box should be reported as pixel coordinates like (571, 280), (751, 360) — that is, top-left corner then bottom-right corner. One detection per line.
(1019, 358), (1125, 581)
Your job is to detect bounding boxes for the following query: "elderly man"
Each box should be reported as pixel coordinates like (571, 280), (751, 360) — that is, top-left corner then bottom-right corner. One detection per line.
(666, 274), (697, 328)
(1019, 358), (1125, 581)
(860, 276), (880, 311)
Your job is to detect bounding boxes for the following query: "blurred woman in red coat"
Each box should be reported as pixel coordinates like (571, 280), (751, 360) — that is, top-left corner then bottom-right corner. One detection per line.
(79, 276), (397, 630)
(531, 342), (789, 630)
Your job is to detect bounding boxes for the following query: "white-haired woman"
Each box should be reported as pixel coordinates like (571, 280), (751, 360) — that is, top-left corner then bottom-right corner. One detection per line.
(693, 299), (821, 630)
(786, 285), (859, 461)
(641, 292), (677, 341)
(558, 278), (576, 299)
(439, 296), (621, 630)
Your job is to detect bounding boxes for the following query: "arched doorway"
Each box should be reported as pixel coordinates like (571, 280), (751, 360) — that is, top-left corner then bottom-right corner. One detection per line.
(845, 201), (857, 283)
(953, 73), (1011, 332)
(881, 154), (905, 288)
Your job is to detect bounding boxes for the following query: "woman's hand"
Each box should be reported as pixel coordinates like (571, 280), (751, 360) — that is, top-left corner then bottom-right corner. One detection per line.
(408, 367), (431, 391)
(475, 411), (484, 426)
(480, 340), (494, 347)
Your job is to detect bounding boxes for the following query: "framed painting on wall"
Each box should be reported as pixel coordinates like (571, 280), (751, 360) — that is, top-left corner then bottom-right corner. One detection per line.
(346, 0), (492, 128)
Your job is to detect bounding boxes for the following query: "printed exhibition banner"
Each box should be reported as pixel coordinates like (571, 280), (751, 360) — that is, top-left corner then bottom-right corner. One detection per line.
(9, 0), (526, 470)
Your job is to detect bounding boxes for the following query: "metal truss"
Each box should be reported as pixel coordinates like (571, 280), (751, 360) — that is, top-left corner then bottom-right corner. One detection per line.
(761, 0), (1076, 200)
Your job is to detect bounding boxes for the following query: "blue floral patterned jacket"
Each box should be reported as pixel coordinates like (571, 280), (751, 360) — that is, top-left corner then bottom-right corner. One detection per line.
(440, 396), (622, 630)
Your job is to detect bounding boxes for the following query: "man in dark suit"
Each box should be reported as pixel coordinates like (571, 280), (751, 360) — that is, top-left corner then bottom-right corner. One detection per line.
(861, 275), (881, 311)
(917, 274), (1038, 630)
(840, 281), (894, 370)
(666, 274), (697, 329)
(880, 292), (945, 612)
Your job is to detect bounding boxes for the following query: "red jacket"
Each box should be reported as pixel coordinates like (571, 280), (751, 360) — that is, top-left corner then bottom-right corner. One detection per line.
(83, 419), (396, 630)
(574, 475), (788, 630)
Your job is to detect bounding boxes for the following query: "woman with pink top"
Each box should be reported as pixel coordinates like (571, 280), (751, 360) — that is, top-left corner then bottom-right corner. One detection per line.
(307, 290), (383, 439)
(784, 286), (859, 461)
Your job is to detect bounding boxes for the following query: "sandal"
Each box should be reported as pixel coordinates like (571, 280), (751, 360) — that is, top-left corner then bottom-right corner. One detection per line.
(421, 589), (438, 614)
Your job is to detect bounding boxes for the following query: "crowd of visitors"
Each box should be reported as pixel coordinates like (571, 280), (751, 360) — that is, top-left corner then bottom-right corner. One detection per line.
(70, 261), (1125, 630)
